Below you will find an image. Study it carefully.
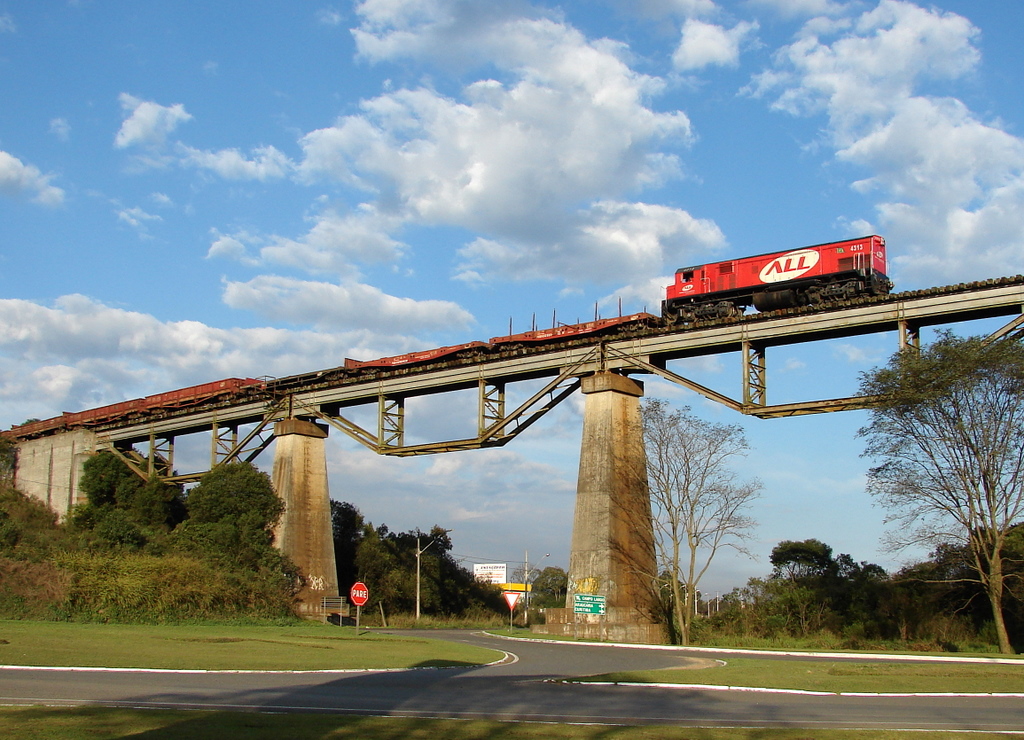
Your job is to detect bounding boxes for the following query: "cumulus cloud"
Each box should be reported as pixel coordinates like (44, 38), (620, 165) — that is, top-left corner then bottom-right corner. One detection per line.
(673, 18), (758, 71)
(297, 1), (708, 288)
(0, 294), (385, 428)
(0, 150), (65, 206)
(221, 275), (474, 332)
(752, 0), (1024, 284)
(208, 207), (407, 276)
(115, 94), (193, 149)
(454, 200), (724, 285)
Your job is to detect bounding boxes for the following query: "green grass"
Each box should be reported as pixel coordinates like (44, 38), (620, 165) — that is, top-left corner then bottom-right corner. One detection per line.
(0, 620), (504, 671)
(579, 658), (1024, 694)
(0, 707), (1014, 740)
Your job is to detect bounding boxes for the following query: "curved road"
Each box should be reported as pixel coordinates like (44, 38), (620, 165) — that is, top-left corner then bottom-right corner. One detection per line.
(1, 630), (1021, 732)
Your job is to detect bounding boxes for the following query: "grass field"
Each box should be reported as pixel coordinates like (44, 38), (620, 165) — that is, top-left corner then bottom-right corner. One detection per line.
(0, 707), (1015, 740)
(0, 620), (503, 671)
(578, 657), (1024, 694)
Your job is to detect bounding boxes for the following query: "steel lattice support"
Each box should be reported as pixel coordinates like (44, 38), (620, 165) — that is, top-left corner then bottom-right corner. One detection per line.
(742, 340), (767, 408)
(212, 423), (238, 466)
(379, 396), (405, 449)
(148, 433), (174, 478)
(899, 318), (921, 351)
(479, 380), (506, 438)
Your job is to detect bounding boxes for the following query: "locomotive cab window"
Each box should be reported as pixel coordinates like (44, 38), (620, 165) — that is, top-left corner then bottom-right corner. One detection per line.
(680, 270), (695, 282)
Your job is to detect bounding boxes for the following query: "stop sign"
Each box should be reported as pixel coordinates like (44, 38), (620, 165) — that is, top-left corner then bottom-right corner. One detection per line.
(349, 581), (369, 607)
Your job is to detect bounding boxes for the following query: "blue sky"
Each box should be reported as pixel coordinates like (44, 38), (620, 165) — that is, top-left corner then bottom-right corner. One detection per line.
(3, 0), (1024, 594)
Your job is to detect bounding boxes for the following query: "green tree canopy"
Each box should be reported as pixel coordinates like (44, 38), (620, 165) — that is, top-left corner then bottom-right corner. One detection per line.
(859, 331), (1024, 654)
(770, 539), (837, 581)
(172, 462), (287, 573)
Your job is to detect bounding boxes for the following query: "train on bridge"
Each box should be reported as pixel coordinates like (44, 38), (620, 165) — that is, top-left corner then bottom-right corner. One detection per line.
(6, 236), (892, 439)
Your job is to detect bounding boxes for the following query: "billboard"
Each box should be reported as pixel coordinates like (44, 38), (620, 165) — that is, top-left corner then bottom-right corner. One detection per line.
(473, 563), (507, 584)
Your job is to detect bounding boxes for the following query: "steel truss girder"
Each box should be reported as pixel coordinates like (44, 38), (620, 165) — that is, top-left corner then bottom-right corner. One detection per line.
(613, 308), (1024, 417)
(290, 350), (596, 456)
(603, 346), (882, 419)
(102, 400), (286, 484)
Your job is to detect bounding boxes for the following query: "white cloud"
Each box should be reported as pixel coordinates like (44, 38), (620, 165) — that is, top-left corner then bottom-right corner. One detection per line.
(209, 207), (407, 276)
(221, 275), (474, 332)
(0, 294), (375, 428)
(49, 118), (71, 142)
(455, 200), (724, 287)
(177, 144), (293, 181)
(115, 94), (193, 149)
(317, 7), (344, 26)
(0, 150), (65, 206)
(0, 13), (14, 33)
(298, 2), (707, 286)
(752, 0), (1024, 285)
(673, 18), (758, 71)
(116, 205), (162, 232)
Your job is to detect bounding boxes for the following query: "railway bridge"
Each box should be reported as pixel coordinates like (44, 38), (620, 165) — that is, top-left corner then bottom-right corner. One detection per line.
(7, 276), (1024, 638)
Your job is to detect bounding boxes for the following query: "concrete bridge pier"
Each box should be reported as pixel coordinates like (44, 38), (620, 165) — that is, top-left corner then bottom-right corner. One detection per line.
(535, 371), (664, 643)
(271, 419), (339, 618)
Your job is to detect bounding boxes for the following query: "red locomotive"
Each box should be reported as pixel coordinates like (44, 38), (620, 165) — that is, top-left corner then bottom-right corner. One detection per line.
(662, 235), (892, 321)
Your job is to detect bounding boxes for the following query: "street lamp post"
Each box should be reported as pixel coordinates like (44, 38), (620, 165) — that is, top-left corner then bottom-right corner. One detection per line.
(415, 529), (451, 621)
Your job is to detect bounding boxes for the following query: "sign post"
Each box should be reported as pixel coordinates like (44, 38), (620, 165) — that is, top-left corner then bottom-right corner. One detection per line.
(350, 581), (369, 634)
(502, 591), (522, 630)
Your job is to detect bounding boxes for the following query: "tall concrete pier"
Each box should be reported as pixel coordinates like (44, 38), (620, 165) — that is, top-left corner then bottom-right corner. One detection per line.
(271, 419), (339, 617)
(537, 371), (663, 643)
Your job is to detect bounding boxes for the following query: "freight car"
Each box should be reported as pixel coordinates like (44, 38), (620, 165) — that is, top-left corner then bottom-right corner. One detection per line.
(7, 378), (262, 438)
(343, 341), (490, 370)
(490, 313), (656, 345)
(662, 235), (892, 322)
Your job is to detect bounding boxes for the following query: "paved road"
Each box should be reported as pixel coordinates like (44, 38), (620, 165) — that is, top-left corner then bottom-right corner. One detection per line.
(1, 630), (1022, 732)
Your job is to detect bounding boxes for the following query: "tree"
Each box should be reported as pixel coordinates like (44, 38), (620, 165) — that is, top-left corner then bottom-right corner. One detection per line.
(173, 462), (287, 573)
(642, 398), (761, 644)
(0, 436), (15, 485)
(73, 451), (185, 549)
(531, 566), (568, 608)
(331, 500), (365, 594)
(859, 332), (1024, 654)
(771, 539), (837, 581)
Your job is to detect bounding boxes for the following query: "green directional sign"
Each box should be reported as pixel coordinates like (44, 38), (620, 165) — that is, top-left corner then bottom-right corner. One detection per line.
(573, 593), (606, 615)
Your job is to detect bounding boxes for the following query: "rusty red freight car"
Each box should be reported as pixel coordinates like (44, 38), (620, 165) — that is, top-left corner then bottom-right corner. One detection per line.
(343, 342), (489, 370)
(6, 378), (263, 438)
(662, 235), (892, 322)
(490, 313), (656, 345)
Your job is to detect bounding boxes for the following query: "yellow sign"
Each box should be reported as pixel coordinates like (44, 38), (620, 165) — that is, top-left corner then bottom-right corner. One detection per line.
(497, 583), (532, 592)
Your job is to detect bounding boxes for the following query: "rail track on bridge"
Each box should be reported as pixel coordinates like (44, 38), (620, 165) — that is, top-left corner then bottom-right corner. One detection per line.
(7, 274), (1024, 480)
